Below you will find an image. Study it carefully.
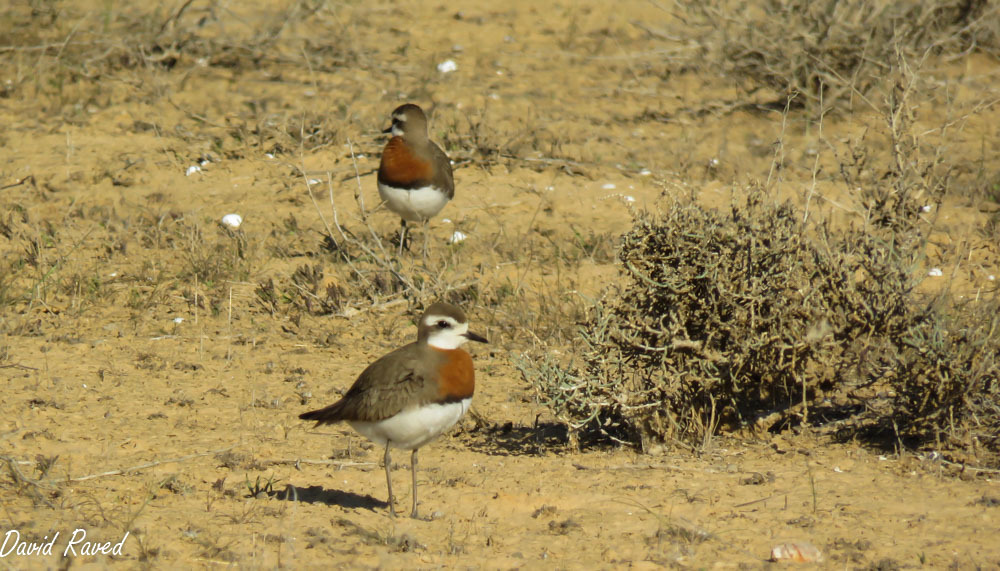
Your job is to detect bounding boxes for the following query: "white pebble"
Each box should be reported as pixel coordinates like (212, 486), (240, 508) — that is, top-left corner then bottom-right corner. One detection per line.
(221, 213), (243, 229)
(437, 59), (458, 73)
(307, 178), (321, 186)
(921, 205), (933, 212)
(928, 268), (943, 277)
(602, 183), (616, 190)
(265, 153), (275, 159)
(173, 317), (184, 324)
(624, 196), (636, 203)
(449, 231), (467, 244)
(989, 275), (996, 281)
(441, 218), (452, 224)
(639, 168), (652, 176)
(185, 165), (201, 176)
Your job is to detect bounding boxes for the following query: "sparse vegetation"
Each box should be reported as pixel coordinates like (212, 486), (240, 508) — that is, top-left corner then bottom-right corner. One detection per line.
(2, 0), (999, 567)
(520, 1), (1000, 465)
(675, 0), (1000, 110)
(521, 187), (1000, 457)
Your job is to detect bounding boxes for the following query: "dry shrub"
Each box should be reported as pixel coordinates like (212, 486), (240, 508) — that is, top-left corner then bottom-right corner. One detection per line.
(520, 188), (1000, 460)
(521, 192), (834, 449)
(889, 297), (1000, 451)
(676, 0), (999, 109)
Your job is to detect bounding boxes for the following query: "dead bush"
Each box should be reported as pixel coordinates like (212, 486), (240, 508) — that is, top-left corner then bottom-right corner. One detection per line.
(521, 191), (835, 449)
(675, 0), (1000, 109)
(520, 189), (1000, 461)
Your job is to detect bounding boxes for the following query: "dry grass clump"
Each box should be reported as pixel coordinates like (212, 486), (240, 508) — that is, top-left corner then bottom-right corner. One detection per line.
(675, 0), (1000, 109)
(520, 187), (1000, 460)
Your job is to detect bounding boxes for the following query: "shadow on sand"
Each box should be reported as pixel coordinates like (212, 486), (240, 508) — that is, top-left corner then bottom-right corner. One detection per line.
(270, 484), (387, 512)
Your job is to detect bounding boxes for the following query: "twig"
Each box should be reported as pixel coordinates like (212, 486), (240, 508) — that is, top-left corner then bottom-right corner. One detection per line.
(347, 138), (371, 222)
(158, 0), (196, 35)
(64, 443), (239, 482)
(938, 459), (1000, 474)
(0, 175), (35, 191)
(571, 462), (685, 471)
(346, 139), (392, 259)
(336, 297), (407, 318)
(734, 494), (779, 508)
(499, 153), (588, 170)
(0, 363), (39, 371)
(1, 456), (58, 508)
(261, 459), (378, 468)
(629, 20), (683, 42)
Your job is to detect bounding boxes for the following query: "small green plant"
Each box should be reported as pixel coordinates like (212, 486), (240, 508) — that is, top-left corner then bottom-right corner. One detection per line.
(244, 473), (279, 498)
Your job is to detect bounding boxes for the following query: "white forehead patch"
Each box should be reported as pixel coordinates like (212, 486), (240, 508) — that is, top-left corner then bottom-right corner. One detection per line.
(394, 113), (408, 122)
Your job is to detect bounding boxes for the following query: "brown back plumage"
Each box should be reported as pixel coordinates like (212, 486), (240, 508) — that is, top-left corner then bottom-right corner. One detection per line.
(299, 302), (482, 425)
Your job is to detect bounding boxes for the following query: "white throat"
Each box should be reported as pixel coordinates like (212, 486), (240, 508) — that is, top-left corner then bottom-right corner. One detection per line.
(391, 113), (407, 137)
(425, 318), (469, 350)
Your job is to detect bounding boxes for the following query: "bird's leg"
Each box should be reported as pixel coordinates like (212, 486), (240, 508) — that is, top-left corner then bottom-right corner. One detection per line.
(384, 443), (396, 517)
(410, 448), (419, 519)
(397, 219), (408, 258)
(421, 220), (430, 261)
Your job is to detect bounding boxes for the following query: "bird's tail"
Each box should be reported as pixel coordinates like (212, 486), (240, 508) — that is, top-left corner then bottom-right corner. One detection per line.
(299, 402), (345, 424)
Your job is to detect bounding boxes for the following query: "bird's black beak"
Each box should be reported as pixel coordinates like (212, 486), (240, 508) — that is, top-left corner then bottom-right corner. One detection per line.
(464, 331), (488, 343)
(382, 124), (394, 134)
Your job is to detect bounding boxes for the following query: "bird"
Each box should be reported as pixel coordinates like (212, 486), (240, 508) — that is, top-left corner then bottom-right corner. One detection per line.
(299, 301), (487, 518)
(377, 103), (455, 257)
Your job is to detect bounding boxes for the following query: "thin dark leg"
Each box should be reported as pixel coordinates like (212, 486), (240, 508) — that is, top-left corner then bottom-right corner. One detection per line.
(384, 443), (396, 517)
(397, 219), (408, 258)
(410, 448), (419, 519)
(421, 220), (430, 260)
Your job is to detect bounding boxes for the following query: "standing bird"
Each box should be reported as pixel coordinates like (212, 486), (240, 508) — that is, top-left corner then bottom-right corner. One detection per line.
(377, 104), (455, 257)
(299, 302), (487, 518)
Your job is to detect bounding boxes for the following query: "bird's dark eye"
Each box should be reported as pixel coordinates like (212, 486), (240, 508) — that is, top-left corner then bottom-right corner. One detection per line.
(437, 320), (450, 329)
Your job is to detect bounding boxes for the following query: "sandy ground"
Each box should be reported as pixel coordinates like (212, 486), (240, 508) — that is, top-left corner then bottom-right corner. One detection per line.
(2, 0), (999, 568)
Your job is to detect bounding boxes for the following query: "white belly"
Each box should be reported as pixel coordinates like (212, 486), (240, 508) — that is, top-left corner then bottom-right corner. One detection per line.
(378, 183), (450, 222)
(349, 398), (471, 450)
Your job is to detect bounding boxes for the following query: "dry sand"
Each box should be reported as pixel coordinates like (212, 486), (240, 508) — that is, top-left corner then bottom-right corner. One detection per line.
(1, 0), (999, 567)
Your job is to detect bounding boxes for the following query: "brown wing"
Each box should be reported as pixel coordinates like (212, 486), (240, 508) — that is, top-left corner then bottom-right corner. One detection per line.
(299, 343), (435, 424)
(428, 142), (455, 199)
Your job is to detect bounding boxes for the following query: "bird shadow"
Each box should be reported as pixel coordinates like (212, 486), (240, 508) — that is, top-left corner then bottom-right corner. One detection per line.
(270, 484), (387, 512)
